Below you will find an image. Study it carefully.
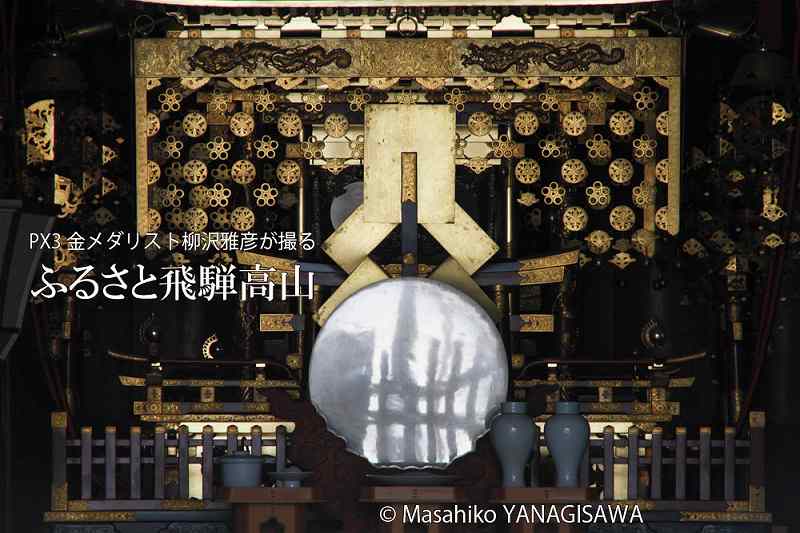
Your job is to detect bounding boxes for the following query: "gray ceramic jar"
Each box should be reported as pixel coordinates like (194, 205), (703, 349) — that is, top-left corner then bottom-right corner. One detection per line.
(490, 402), (538, 487)
(544, 401), (589, 488)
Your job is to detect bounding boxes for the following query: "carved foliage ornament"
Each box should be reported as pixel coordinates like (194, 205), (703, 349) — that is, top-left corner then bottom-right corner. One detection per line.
(461, 41), (625, 74)
(188, 42), (352, 75)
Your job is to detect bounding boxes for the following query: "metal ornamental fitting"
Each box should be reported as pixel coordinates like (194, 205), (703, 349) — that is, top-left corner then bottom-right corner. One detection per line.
(609, 205), (636, 231)
(586, 230), (612, 254)
(538, 134), (567, 159)
(182, 160), (208, 185)
(633, 134), (657, 162)
(561, 158), (587, 184)
(608, 158), (634, 184)
(160, 136), (184, 159)
(208, 183), (231, 208)
(585, 133), (611, 163)
(324, 113), (349, 138)
(231, 160), (257, 185)
(513, 110), (539, 136)
(561, 111), (587, 137)
(189, 185), (210, 208)
(633, 85), (659, 111)
(183, 207), (208, 232)
(254, 135), (278, 159)
(608, 110), (635, 136)
(563, 206), (588, 232)
(229, 112), (255, 137)
(277, 160), (302, 185)
(207, 136), (232, 160)
(147, 160), (161, 185)
(277, 111), (303, 137)
(158, 87), (182, 112)
(210, 208), (230, 230)
(253, 183), (279, 207)
(467, 112), (492, 137)
(656, 111), (670, 136)
(541, 181), (565, 206)
(146, 112), (160, 137)
(231, 206), (255, 231)
(586, 181), (611, 209)
(182, 112), (208, 138)
(514, 158), (541, 184)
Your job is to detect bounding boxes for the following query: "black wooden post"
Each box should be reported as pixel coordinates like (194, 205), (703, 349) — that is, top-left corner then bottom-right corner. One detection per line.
(602, 425), (614, 500)
(277, 425), (287, 472)
(699, 427), (711, 500)
(105, 426), (116, 499)
(130, 426), (141, 500)
(178, 425), (189, 499)
(749, 412), (766, 511)
(202, 425), (214, 500)
(51, 413), (68, 511)
(154, 426), (165, 499)
(675, 427), (687, 500)
(227, 425), (238, 454)
(650, 427), (662, 500)
(251, 425), (262, 456)
(720, 426), (734, 502)
(627, 426), (639, 499)
(81, 426), (92, 500)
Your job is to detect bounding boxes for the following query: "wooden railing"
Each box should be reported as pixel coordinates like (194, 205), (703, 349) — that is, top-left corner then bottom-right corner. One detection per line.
(50, 411), (767, 516)
(50, 413), (288, 512)
(540, 412), (766, 512)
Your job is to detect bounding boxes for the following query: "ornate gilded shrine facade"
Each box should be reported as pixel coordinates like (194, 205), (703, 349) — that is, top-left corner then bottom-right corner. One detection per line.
(23, 1), (785, 533)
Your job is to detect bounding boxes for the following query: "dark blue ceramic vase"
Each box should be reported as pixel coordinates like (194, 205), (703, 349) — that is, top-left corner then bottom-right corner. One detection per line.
(490, 402), (538, 487)
(544, 401), (589, 488)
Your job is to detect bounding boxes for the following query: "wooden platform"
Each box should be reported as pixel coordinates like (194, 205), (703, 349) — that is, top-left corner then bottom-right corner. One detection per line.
(222, 487), (324, 533)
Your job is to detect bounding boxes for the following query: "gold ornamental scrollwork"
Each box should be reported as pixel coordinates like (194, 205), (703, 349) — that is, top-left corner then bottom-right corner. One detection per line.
(679, 512), (771, 523)
(25, 100), (55, 163)
(45, 512), (136, 523)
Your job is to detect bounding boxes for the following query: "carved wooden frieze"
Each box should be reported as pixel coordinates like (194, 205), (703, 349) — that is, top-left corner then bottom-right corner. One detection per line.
(135, 38), (680, 78)
(460, 41), (625, 73)
(187, 42), (353, 75)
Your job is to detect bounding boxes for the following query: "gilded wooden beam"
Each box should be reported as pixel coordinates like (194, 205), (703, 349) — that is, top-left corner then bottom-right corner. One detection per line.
(135, 38), (681, 78)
